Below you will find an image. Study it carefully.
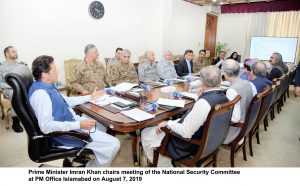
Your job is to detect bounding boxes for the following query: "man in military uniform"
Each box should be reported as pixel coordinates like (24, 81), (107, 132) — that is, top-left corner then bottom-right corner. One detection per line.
(107, 48), (122, 65)
(71, 44), (112, 94)
(193, 49), (210, 73)
(110, 49), (138, 86)
(138, 50), (160, 83)
(0, 46), (29, 132)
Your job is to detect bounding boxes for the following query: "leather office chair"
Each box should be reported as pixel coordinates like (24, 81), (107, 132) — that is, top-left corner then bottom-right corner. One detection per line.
(151, 96), (241, 167)
(0, 88), (12, 129)
(5, 66), (93, 167)
(222, 92), (264, 167)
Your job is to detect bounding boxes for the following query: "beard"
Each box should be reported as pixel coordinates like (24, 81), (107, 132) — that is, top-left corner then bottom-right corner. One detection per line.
(12, 54), (18, 60)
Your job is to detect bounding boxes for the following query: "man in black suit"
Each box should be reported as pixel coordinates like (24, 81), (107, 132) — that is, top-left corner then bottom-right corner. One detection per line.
(213, 51), (227, 70)
(176, 50), (193, 76)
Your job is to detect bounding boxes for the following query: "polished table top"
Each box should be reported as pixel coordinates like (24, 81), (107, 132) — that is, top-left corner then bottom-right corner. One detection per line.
(75, 82), (196, 132)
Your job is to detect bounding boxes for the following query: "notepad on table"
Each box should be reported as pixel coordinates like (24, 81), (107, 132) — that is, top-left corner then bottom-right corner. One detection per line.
(157, 98), (185, 108)
(181, 92), (198, 101)
(90, 95), (133, 106)
(121, 108), (155, 122)
(110, 82), (139, 92)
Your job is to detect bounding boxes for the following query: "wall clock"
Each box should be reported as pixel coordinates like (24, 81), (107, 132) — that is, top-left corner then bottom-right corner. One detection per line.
(89, 1), (105, 19)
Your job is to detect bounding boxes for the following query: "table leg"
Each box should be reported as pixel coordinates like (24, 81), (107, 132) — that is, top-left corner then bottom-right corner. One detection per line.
(129, 131), (139, 166)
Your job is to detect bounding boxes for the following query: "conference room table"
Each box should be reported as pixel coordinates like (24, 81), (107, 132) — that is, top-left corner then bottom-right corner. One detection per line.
(75, 82), (196, 166)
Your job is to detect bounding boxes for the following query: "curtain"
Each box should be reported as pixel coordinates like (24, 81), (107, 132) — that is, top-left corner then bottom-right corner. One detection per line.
(217, 11), (300, 64)
(217, 13), (267, 62)
(221, 0), (300, 14)
(243, 13), (268, 62)
(266, 11), (300, 63)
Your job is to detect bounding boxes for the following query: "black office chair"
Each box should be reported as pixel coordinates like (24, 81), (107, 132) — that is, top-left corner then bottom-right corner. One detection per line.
(5, 66), (93, 167)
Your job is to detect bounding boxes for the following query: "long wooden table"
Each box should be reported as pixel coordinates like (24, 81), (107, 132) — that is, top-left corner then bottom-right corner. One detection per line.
(75, 83), (195, 166)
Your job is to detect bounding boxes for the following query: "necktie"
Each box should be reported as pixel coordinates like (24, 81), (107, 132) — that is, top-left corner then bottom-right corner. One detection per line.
(187, 61), (191, 73)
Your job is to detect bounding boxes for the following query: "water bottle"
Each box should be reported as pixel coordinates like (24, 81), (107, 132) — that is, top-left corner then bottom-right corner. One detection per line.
(164, 79), (173, 86)
(170, 91), (182, 99)
(185, 76), (194, 83)
(141, 84), (151, 92)
(144, 103), (158, 112)
(139, 93), (148, 110)
(105, 88), (115, 94)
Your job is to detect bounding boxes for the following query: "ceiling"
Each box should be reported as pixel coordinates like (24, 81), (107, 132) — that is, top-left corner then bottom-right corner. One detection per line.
(183, 0), (277, 6)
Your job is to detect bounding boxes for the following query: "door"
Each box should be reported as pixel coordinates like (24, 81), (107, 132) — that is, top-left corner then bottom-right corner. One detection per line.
(204, 13), (218, 62)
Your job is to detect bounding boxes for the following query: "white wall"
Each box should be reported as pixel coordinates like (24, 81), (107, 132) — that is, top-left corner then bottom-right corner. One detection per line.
(163, 0), (207, 55)
(216, 14), (247, 60)
(0, 0), (208, 83)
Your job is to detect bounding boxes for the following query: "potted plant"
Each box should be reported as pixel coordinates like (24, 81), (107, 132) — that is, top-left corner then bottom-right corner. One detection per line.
(215, 42), (230, 57)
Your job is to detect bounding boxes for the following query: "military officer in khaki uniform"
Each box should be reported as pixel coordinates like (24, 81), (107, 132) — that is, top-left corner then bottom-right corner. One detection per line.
(110, 49), (139, 86)
(138, 50), (160, 83)
(193, 49), (210, 73)
(71, 44), (112, 94)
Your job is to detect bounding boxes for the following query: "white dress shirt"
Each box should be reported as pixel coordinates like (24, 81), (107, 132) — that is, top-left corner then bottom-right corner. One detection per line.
(29, 89), (91, 134)
(249, 82), (257, 96)
(226, 88), (242, 123)
(167, 89), (223, 139)
(186, 59), (192, 73)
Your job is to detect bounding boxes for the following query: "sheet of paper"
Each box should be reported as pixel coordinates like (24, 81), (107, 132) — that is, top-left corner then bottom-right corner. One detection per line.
(157, 98), (185, 108)
(89, 94), (111, 106)
(181, 92), (198, 101)
(131, 88), (144, 92)
(110, 104), (129, 110)
(171, 78), (187, 82)
(110, 82), (138, 92)
(121, 108), (155, 122)
(90, 95), (133, 106)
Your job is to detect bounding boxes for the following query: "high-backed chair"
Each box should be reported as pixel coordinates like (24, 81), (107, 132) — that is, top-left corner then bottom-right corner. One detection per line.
(248, 87), (271, 156)
(0, 88), (12, 129)
(152, 96), (241, 167)
(5, 66), (93, 167)
(138, 55), (145, 63)
(64, 58), (81, 96)
(259, 84), (279, 131)
(265, 80), (281, 128)
(222, 92), (263, 167)
(284, 67), (296, 101)
(104, 58), (111, 67)
(270, 74), (288, 118)
(172, 55), (184, 62)
(285, 67), (296, 98)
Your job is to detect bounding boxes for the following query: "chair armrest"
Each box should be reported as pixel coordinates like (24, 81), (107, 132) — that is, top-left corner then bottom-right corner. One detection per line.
(169, 130), (202, 145)
(230, 122), (244, 128)
(0, 88), (4, 101)
(156, 127), (171, 155)
(34, 131), (91, 143)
